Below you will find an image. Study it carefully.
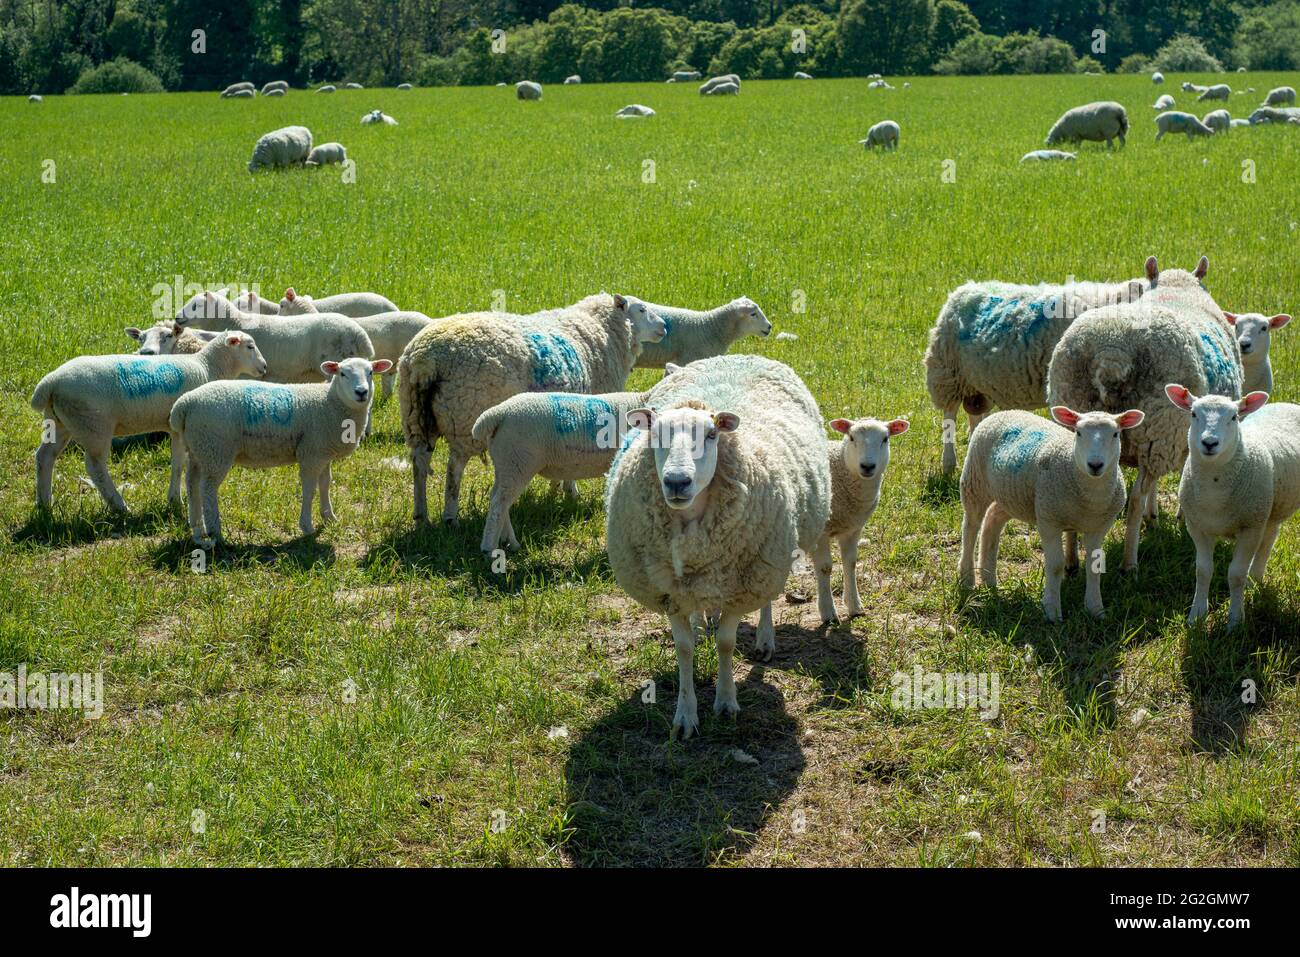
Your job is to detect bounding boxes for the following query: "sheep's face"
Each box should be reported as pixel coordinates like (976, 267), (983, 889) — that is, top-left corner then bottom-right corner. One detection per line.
(127, 322), (179, 356)
(279, 287), (316, 315)
(1167, 387), (1268, 463)
(221, 332), (268, 378)
(236, 290), (279, 315)
(626, 405), (739, 510)
(614, 294), (668, 344)
(176, 290), (233, 328)
(830, 417), (908, 479)
(1226, 312), (1290, 365)
(1051, 407), (1144, 478)
(321, 358), (394, 406)
(734, 298), (772, 338)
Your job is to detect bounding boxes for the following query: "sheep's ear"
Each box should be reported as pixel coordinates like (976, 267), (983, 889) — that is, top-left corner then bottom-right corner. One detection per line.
(225, 334), (243, 346)
(125, 327), (143, 340)
(371, 359), (393, 374)
(1194, 256), (1209, 279)
(1050, 406), (1080, 429)
(664, 362), (683, 375)
(888, 418), (910, 436)
(626, 408), (655, 430)
(1269, 313), (1292, 330)
(284, 287), (296, 301)
(1127, 279), (1145, 301)
(321, 361), (340, 376)
(1145, 256), (1159, 282)
(1223, 311), (1237, 325)
(1117, 409), (1145, 429)
(829, 418), (853, 434)
(713, 411), (740, 432)
(1164, 384), (1195, 411)
(1239, 391), (1269, 417)
(612, 293), (628, 310)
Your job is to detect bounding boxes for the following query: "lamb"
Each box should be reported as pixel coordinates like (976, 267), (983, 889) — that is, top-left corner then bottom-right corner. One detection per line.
(247, 125), (312, 172)
(1020, 149), (1076, 162)
(229, 89), (254, 99)
(860, 120), (899, 150)
(924, 272), (1149, 475)
(277, 287), (399, 318)
(261, 81), (288, 96)
(868, 79), (894, 90)
(221, 82), (255, 98)
(1165, 387), (1300, 628)
(317, 85), (336, 94)
(1263, 86), (1297, 107)
(171, 357), (392, 546)
(399, 293), (666, 525)
(673, 71), (701, 82)
(305, 142), (347, 166)
(604, 354), (830, 737)
(698, 75), (740, 94)
(263, 88), (285, 98)
(175, 290), (374, 383)
(564, 75), (581, 84)
(28, 94), (42, 102)
(615, 104), (655, 117)
(1197, 84), (1231, 102)
(1182, 82), (1209, 93)
(1152, 72), (1164, 84)
(233, 290), (281, 314)
(1153, 94), (1175, 110)
(795, 72), (813, 80)
(1045, 101), (1128, 149)
(706, 82), (739, 96)
(126, 321), (219, 356)
(345, 82), (363, 89)
(1046, 255), (1241, 570)
(635, 296), (771, 368)
(397, 83), (413, 90)
(361, 109), (397, 125)
(1203, 108), (1232, 133)
(1248, 106), (1300, 124)
(1155, 111), (1214, 139)
(516, 81), (543, 100)
(1225, 312), (1291, 394)
(1231, 118), (1251, 128)
(30, 333), (267, 511)
(958, 407), (1145, 621)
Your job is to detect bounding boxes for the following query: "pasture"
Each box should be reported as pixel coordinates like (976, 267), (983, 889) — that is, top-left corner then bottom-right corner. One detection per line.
(2, 73), (1299, 866)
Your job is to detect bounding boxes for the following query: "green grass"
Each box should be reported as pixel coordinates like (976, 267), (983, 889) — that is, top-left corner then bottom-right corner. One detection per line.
(2, 73), (1299, 866)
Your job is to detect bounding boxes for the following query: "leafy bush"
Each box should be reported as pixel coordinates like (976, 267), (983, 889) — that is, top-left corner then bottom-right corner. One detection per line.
(69, 57), (164, 94)
(994, 33), (1077, 75)
(1234, 3), (1300, 71)
(1075, 55), (1105, 74)
(930, 0), (981, 61)
(1151, 34), (1223, 73)
(933, 32), (998, 75)
(1116, 53), (1151, 73)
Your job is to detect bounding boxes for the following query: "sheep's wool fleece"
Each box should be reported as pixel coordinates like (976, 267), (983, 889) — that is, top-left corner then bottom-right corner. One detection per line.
(605, 354), (830, 618)
(249, 125), (312, 171)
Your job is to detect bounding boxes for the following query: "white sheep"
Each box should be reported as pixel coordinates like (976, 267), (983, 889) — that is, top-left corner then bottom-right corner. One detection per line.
(795, 71), (813, 80)
(1225, 311), (1291, 393)
(400, 294), (666, 524)
(635, 296), (771, 368)
(1047, 256), (1241, 570)
(247, 125), (312, 172)
(175, 290), (374, 383)
(615, 104), (655, 117)
(868, 79), (894, 89)
(1045, 101), (1128, 149)
(345, 82), (363, 89)
(1263, 86), (1297, 107)
(516, 81), (543, 100)
(1153, 94), (1175, 110)
(229, 89), (254, 99)
(1020, 149), (1076, 162)
(564, 75), (581, 84)
(1197, 84), (1231, 102)
(924, 272), (1148, 475)
(397, 83), (413, 90)
(263, 88), (285, 98)
(361, 109), (397, 125)
(1152, 71), (1164, 84)
(261, 80), (288, 96)
(278, 287), (399, 317)
(698, 75), (740, 94)
(1182, 82), (1209, 93)
(233, 290), (281, 314)
(317, 85), (336, 94)
(30, 333), (267, 511)
(1165, 386), (1300, 628)
(305, 142), (347, 166)
(28, 94), (42, 103)
(1155, 110), (1214, 139)
(171, 357), (392, 546)
(673, 71), (701, 82)
(1231, 118), (1251, 128)
(860, 119), (899, 150)
(604, 354), (830, 737)
(1248, 106), (1300, 124)
(126, 321), (219, 356)
(1203, 108), (1231, 132)
(959, 406), (1145, 621)
(706, 81), (739, 96)
(220, 82), (255, 98)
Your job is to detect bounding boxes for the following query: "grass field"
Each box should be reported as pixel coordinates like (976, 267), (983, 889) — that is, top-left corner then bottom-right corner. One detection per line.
(2, 73), (1300, 867)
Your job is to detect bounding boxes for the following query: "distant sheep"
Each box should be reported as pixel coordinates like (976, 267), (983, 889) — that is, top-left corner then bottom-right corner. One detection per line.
(706, 81), (739, 96)
(673, 71), (701, 82)
(263, 88), (285, 98)
(1182, 82), (1208, 93)
(316, 85), (336, 94)
(564, 75), (581, 84)
(615, 104), (655, 117)
(1156, 111), (1214, 140)
(305, 142), (347, 166)
(1020, 149), (1076, 162)
(1263, 86), (1296, 107)
(860, 119), (899, 150)
(1249, 106), (1300, 124)
(221, 82), (255, 98)
(1153, 94), (1175, 110)
(1152, 72), (1164, 84)
(1197, 84), (1231, 102)
(1203, 109), (1231, 133)
(261, 81), (288, 96)
(698, 75), (740, 94)
(28, 94), (42, 103)
(345, 82), (363, 90)
(397, 83), (413, 90)
(795, 71), (813, 80)
(1045, 101), (1128, 149)
(361, 109), (396, 125)
(248, 125), (312, 172)
(517, 81), (542, 100)
(230, 89), (254, 99)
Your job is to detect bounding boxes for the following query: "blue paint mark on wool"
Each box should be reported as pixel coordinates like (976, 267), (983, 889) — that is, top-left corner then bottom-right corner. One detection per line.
(959, 295), (1056, 345)
(115, 360), (183, 399)
(549, 394), (615, 439)
(1199, 332), (1237, 395)
(242, 384), (295, 427)
(992, 426), (1047, 473)
(526, 332), (587, 391)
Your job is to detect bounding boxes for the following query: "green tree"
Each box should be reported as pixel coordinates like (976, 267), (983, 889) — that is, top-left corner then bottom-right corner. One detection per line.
(930, 0), (978, 61)
(837, 0), (935, 75)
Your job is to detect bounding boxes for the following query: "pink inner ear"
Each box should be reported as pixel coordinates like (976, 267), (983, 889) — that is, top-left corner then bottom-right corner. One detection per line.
(1165, 385), (1192, 410)
(888, 419), (909, 435)
(1118, 411), (1143, 428)
(1241, 392), (1269, 415)
(1051, 406), (1078, 427)
(1271, 314), (1292, 329)
(1223, 312), (1237, 325)
(830, 419), (852, 434)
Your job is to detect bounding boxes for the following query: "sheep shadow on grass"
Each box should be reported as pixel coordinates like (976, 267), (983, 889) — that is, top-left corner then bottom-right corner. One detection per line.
(12, 503), (178, 549)
(147, 534), (336, 574)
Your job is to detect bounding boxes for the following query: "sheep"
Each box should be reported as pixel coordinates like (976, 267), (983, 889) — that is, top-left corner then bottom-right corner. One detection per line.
(1263, 86), (1297, 107)
(28, 94), (42, 103)
(868, 79), (894, 90)
(1197, 84), (1231, 102)
(345, 82), (363, 89)
(233, 290), (281, 315)
(1231, 118), (1251, 128)
(1225, 312), (1291, 394)
(1152, 71), (1165, 84)
(860, 119), (899, 150)
(126, 321), (219, 356)
(924, 272), (1149, 476)
(305, 142), (347, 166)
(1046, 255), (1241, 571)
(247, 125), (312, 172)
(1045, 101), (1128, 149)
(263, 88), (285, 98)
(30, 333), (267, 511)
(399, 293), (667, 525)
(175, 290), (374, 383)
(698, 75), (740, 94)
(706, 81), (739, 96)
(230, 89), (254, 99)
(673, 71), (701, 82)
(604, 354), (830, 736)
(959, 407), (1145, 621)
(564, 75), (581, 84)
(397, 83), (413, 90)
(1203, 108), (1232, 133)
(1153, 94), (1175, 110)
(1163, 387), (1300, 628)
(1248, 106), (1300, 124)
(516, 81), (543, 100)
(1020, 149), (1076, 162)
(1155, 110), (1214, 139)
(261, 81), (287, 96)
(635, 296), (771, 368)
(361, 109), (397, 125)
(795, 71), (813, 80)
(277, 287), (400, 318)
(171, 357), (392, 547)
(317, 85), (336, 94)
(1182, 82), (1208, 93)
(615, 104), (655, 117)
(221, 82), (255, 98)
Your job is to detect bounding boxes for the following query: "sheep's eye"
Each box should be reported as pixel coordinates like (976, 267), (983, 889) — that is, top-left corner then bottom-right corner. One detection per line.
(706, 428), (718, 441)
(1113, 431), (1119, 438)
(882, 436), (889, 443)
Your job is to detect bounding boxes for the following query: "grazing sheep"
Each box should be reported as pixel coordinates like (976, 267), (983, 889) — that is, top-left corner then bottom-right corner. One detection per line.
(1204, 108), (1232, 132)
(1182, 82), (1209, 93)
(1155, 110), (1214, 139)
(126, 321), (218, 356)
(221, 82), (255, 98)
(925, 273), (1149, 475)
(278, 287), (399, 318)
(516, 81), (542, 100)
(698, 75), (740, 94)
(261, 81), (288, 96)
(171, 357), (392, 546)
(959, 407), (1145, 621)
(1248, 106), (1300, 124)
(317, 85), (336, 93)
(795, 71), (813, 80)
(564, 75), (581, 84)
(860, 119), (899, 150)
(615, 104), (655, 117)
(361, 109), (397, 125)
(1152, 72), (1164, 84)
(397, 83), (413, 90)
(1020, 149), (1076, 162)
(1197, 84), (1231, 102)
(1153, 94), (1175, 110)
(175, 290), (374, 383)
(1225, 312), (1291, 394)
(604, 354), (830, 737)
(705, 81), (739, 96)
(28, 94), (42, 102)
(673, 71), (701, 82)
(230, 89), (254, 99)
(263, 88), (285, 98)
(1231, 118), (1251, 128)
(1045, 101), (1128, 149)
(1046, 255), (1241, 570)
(399, 294), (667, 524)
(868, 79), (894, 89)
(1263, 86), (1296, 107)
(305, 142), (347, 166)
(247, 125), (312, 172)
(30, 333), (267, 511)
(345, 82), (363, 89)
(635, 296), (771, 368)
(1165, 387), (1300, 628)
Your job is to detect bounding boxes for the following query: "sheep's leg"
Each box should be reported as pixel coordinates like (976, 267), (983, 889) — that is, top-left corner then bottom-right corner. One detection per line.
(1227, 527), (1264, 630)
(199, 466), (227, 545)
(186, 460), (206, 545)
(82, 437), (127, 513)
(299, 463), (318, 537)
(562, 480), (579, 500)
(755, 603), (775, 661)
(966, 410), (986, 435)
(502, 508), (519, 551)
(940, 407), (959, 476)
(317, 464), (334, 524)
(1144, 484), (1160, 522)
(1249, 521), (1282, 582)
(958, 495), (989, 589)
(35, 419), (70, 508)
(411, 440), (434, 523)
(1065, 531), (1079, 574)
(166, 432), (186, 508)
(1156, 129), (1165, 142)
(1082, 529), (1107, 618)
(713, 612), (742, 718)
(441, 448), (469, 525)
(814, 535), (837, 623)
(481, 472), (527, 554)
(839, 526), (865, 617)
(1122, 467), (1152, 572)
(669, 614), (699, 739)
(978, 502), (1011, 588)
(1187, 524), (1216, 624)
(1040, 525), (1067, 622)
(381, 371), (394, 403)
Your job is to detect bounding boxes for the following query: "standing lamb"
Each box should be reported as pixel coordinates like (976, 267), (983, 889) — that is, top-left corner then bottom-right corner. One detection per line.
(1225, 311), (1291, 394)
(924, 272), (1149, 475)
(305, 143), (347, 166)
(1046, 256), (1241, 570)
(1203, 109), (1231, 133)
(278, 287), (400, 317)
(399, 294), (666, 524)
(247, 125), (312, 172)
(860, 120), (900, 150)
(958, 406), (1145, 621)
(1045, 102), (1128, 149)
(516, 81), (543, 100)
(1263, 86), (1297, 107)
(1155, 111), (1214, 139)
(171, 357), (392, 546)
(1197, 84), (1231, 102)
(635, 296), (771, 368)
(604, 354), (830, 737)
(1153, 94), (1175, 110)
(30, 333), (267, 511)
(1165, 387), (1300, 628)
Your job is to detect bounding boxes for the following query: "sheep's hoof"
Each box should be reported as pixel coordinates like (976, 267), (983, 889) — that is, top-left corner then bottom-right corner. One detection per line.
(192, 536), (216, 550)
(713, 696), (740, 717)
(671, 705), (699, 740)
(754, 635), (775, 661)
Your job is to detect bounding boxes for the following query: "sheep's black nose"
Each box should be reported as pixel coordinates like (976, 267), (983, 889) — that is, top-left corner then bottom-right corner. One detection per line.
(663, 474), (691, 497)
(861, 463), (876, 477)
(1087, 460), (1104, 475)
(1201, 438), (1219, 454)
